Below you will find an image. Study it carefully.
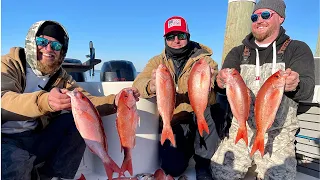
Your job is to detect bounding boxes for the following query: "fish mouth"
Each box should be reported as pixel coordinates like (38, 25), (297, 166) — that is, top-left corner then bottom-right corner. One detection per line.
(226, 68), (234, 74)
(66, 89), (76, 98)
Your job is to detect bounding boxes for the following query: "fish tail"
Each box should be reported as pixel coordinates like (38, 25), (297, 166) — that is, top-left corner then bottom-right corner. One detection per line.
(197, 117), (209, 137)
(250, 132), (265, 157)
(120, 156), (133, 177)
(235, 126), (248, 146)
(103, 156), (122, 179)
(161, 126), (176, 147)
(77, 174), (86, 180)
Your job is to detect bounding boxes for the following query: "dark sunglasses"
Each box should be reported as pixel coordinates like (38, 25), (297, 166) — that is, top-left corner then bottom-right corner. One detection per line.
(36, 37), (63, 51)
(251, 11), (275, 22)
(165, 33), (188, 41)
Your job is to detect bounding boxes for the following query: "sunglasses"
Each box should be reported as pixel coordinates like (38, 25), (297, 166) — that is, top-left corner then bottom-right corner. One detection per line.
(251, 11), (275, 22)
(165, 33), (188, 41)
(36, 37), (63, 51)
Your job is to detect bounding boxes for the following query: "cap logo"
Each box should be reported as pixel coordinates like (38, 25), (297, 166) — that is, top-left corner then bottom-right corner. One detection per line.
(168, 19), (181, 28)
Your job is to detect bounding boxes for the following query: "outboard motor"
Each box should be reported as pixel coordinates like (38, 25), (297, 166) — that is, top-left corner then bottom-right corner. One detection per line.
(100, 60), (137, 82)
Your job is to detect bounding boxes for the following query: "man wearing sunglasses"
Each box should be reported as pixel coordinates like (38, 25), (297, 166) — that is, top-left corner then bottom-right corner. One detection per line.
(133, 16), (220, 180)
(211, 0), (315, 180)
(1, 20), (140, 180)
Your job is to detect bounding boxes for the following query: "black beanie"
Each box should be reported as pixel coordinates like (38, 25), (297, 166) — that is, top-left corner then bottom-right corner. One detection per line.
(37, 22), (66, 45)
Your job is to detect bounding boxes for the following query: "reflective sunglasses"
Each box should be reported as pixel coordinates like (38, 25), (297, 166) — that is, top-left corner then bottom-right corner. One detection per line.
(165, 33), (188, 41)
(251, 11), (275, 22)
(36, 37), (63, 51)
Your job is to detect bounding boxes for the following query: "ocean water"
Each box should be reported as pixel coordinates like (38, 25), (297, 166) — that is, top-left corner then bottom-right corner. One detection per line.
(84, 70), (102, 82)
(83, 70), (140, 82)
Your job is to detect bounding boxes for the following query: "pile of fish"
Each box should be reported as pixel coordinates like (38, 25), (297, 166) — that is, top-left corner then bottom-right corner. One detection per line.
(77, 168), (176, 180)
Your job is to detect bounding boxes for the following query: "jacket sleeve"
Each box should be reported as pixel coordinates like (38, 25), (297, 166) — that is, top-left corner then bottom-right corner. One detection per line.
(64, 74), (117, 117)
(1, 56), (55, 121)
(285, 41), (315, 102)
(221, 45), (243, 72)
(132, 56), (160, 98)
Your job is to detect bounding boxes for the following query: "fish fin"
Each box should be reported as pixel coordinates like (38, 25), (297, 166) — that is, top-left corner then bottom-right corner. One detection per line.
(197, 118), (209, 137)
(267, 120), (274, 130)
(247, 88), (252, 105)
(250, 132), (265, 157)
(120, 156), (133, 176)
(161, 126), (176, 147)
(77, 174), (86, 180)
(88, 147), (95, 154)
(103, 156), (122, 180)
(235, 126), (248, 146)
(166, 175), (175, 180)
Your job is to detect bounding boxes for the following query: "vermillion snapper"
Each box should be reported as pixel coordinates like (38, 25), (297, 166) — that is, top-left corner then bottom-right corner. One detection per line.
(250, 70), (288, 157)
(66, 88), (121, 179)
(156, 64), (176, 147)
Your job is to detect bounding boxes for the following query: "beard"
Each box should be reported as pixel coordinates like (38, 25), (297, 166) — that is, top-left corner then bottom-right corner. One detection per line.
(252, 24), (276, 42)
(37, 57), (63, 75)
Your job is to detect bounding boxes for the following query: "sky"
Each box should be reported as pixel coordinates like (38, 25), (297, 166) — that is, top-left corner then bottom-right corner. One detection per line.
(1, 0), (319, 72)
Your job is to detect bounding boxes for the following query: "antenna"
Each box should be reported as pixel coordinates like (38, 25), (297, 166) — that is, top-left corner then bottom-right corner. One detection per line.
(89, 41), (95, 60)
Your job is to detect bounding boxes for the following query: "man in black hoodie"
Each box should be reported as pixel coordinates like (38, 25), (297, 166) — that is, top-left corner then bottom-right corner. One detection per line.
(210, 0), (315, 180)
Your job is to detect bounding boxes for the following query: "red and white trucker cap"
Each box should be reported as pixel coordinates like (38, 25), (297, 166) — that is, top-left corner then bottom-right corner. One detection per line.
(163, 16), (189, 36)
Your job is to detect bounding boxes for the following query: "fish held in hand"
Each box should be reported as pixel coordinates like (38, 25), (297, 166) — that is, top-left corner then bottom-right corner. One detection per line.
(156, 64), (176, 147)
(188, 58), (211, 137)
(67, 88), (121, 179)
(250, 70), (287, 157)
(225, 68), (251, 146)
(116, 89), (140, 176)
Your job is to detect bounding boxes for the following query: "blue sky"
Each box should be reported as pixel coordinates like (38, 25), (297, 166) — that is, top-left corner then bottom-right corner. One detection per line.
(1, 0), (319, 72)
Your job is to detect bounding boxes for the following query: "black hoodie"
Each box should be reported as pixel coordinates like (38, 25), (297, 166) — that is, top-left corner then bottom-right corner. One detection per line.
(222, 26), (315, 102)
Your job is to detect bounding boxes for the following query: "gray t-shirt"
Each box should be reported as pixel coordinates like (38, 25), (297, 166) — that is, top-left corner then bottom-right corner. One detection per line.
(2, 68), (50, 134)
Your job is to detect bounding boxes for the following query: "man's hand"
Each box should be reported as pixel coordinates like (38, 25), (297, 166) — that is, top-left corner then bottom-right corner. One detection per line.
(48, 88), (71, 111)
(284, 68), (300, 92)
(149, 69), (157, 94)
(216, 68), (229, 89)
(210, 67), (217, 88)
(115, 87), (140, 106)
